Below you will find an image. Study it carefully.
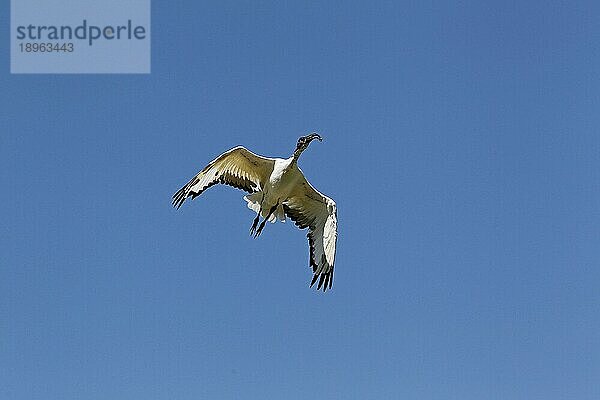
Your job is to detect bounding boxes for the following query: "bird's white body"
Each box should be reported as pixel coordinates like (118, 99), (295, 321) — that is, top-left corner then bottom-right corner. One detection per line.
(246, 157), (299, 222)
(173, 134), (337, 291)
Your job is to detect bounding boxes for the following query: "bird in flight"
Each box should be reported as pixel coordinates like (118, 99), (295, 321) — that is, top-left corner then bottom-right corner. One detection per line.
(172, 133), (338, 292)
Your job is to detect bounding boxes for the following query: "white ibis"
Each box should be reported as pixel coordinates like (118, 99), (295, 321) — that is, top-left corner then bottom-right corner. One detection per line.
(172, 133), (338, 292)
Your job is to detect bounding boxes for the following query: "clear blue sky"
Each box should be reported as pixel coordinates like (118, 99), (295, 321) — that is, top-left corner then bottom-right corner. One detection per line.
(2, 2), (599, 399)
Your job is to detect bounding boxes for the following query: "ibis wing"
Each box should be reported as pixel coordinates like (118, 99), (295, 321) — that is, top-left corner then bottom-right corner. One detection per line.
(284, 176), (337, 292)
(172, 146), (275, 209)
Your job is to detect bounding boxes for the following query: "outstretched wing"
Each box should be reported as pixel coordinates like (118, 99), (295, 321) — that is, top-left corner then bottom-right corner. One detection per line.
(284, 174), (337, 292)
(172, 146), (275, 209)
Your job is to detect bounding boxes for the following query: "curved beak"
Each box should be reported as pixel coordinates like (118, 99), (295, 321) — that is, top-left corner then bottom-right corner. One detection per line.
(308, 132), (323, 142)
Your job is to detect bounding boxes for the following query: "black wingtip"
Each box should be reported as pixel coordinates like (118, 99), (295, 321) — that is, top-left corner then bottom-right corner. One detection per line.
(309, 267), (334, 293)
(172, 188), (186, 209)
(323, 273), (330, 292)
(317, 273), (326, 290)
(310, 274), (319, 288)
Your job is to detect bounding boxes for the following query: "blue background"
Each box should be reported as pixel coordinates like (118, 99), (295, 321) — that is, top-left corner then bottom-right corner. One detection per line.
(2, 1), (599, 399)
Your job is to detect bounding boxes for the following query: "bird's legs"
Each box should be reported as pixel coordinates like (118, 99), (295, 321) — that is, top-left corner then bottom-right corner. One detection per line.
(253, 202), (279, 238)
(249, 192), (265, 236)
(249, 214), (260, 236)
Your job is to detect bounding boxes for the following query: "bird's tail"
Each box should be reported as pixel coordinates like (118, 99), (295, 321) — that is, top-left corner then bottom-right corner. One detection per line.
(244, 192), (286, 223)
(244, 192), (262, 214)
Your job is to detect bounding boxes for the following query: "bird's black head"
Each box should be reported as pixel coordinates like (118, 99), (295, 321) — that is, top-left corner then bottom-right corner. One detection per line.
(295, 132), (323, 153)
